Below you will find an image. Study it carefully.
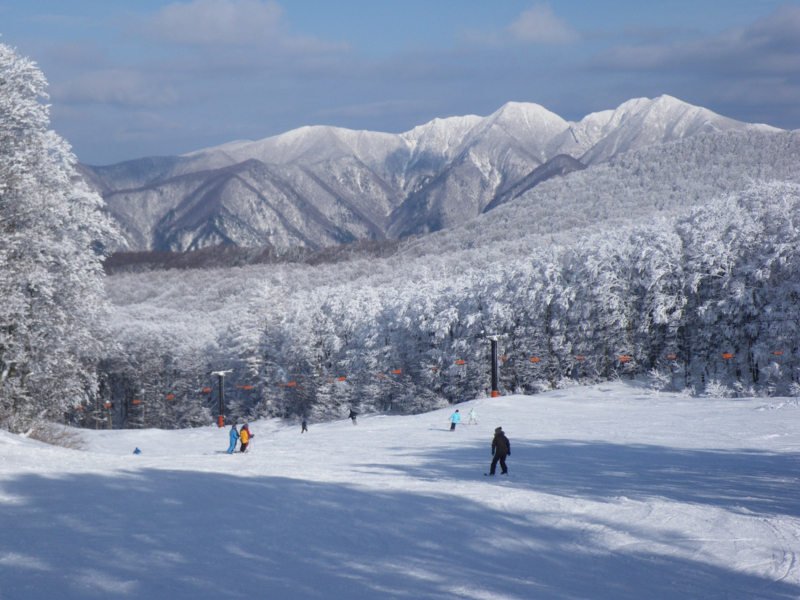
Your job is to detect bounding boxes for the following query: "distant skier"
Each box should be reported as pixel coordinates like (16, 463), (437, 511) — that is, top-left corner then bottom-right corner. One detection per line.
(133, 447), (142, 455)
(227, 424), (239, 454)
(239, 423), (253, 452)
(488, 427), (510, 475)
(449, 409), (461, 430)
(301, 419), (308, 433)
(468, 408), (478, 425)
(348, 409), (358, 425)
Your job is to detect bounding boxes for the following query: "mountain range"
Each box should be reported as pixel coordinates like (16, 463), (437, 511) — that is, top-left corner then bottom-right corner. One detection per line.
(79, 95), (777, 253)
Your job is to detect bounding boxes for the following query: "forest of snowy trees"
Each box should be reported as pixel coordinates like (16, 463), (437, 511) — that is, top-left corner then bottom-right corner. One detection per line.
(4, 41), (800, 432)
(93, 180), (800, 429)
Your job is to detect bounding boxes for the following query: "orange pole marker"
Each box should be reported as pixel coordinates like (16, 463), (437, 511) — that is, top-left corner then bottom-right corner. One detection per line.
(530, 357), (540, 362)
(456, 360), (466, 365)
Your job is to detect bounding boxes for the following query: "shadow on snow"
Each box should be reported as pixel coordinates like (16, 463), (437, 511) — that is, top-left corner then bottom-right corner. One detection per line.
(0, 440), (799, 600)
(373, 438), (800, 517)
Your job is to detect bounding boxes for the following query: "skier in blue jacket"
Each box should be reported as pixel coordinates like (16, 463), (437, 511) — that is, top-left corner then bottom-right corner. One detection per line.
(227, 424), (239, 454)
(449, 409), (461, 430)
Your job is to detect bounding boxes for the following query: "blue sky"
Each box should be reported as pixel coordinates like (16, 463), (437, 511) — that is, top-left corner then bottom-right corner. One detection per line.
(2, 1), (799, 165)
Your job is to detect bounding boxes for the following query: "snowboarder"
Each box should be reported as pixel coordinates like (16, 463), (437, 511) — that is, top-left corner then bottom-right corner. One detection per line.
(133, 447), (142, 455)
(488, 427), (510, 475)
(239, 423), (253, 452)
(468, 408), (478, 425)
(301, 419), (308, 433)
(348, 409), (358, 425)
(227, 424), (239, 454)
(449, 409), (461, 430)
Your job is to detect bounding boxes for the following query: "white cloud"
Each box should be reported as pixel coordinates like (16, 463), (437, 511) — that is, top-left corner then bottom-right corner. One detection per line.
(507, 4), (579, 45)
(591, 5), (800, 76)
(52, 70), (180, 108)
(147, 0), (284, 45)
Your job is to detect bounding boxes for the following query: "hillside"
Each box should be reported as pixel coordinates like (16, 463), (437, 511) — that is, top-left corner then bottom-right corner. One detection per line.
(102, 128), (800, 272)
(403, 129), (800, 258)
(82, 95), (773, 252)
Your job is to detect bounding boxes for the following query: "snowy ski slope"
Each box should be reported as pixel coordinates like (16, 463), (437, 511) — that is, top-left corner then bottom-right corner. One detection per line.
(1, 381), (799, 599)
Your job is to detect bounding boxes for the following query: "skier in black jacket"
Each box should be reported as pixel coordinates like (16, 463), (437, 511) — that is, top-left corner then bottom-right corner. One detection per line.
(489, 427), (510, 475)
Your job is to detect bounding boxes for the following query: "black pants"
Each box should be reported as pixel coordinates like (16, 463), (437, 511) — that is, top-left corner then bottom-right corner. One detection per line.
(490, 453), (508, 474)
(450, 422), (457, 430)
(240, 442), (249, 452)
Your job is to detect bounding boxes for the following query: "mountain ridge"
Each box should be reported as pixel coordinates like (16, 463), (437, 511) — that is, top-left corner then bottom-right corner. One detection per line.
(83, 95), (777, 252)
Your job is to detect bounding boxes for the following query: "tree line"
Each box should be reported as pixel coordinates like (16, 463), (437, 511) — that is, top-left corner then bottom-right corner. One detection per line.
(92, 181), (800, 429)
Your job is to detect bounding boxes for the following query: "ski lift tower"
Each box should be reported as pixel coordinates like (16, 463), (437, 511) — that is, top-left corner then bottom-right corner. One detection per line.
(209, 369), (234, 427)
(486, 334), (501, 398)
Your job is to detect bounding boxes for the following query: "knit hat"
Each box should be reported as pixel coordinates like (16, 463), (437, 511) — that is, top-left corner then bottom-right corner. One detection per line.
(495, 427), (502, 433)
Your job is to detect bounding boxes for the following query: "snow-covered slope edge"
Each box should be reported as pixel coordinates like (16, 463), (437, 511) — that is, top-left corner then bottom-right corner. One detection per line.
(1, 383), (799, 599)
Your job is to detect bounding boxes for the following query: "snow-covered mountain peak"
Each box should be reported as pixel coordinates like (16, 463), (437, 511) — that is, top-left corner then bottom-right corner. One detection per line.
(486, 101), (569, 136)
(402, 115), (484, 161)
(441, 102), (570, 165)
(575, 95), (771, 164)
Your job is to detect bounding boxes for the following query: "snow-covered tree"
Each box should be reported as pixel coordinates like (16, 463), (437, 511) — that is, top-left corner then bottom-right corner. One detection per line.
(0, 43), (117, 430)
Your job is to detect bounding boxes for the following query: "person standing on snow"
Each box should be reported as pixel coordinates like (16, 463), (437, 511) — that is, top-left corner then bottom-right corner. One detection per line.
(348, 409), (358, 425)
(239, 424), (253, 452)
(449, 409), (461, 430)
(301, 419), (308, 433)
(227, 424), (239, 454)
(468, 408), (478, 425)
(489, 427), (510, 475)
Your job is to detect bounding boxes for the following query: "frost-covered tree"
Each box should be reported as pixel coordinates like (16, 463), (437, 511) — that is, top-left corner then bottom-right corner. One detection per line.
(0, 43), (117, 430)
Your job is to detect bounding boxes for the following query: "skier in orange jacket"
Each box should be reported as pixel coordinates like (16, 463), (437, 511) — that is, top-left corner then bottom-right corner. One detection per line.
(239, 424), (253, 452)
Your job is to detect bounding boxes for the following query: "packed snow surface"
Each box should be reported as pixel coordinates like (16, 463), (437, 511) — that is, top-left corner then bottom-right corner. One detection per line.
(1, 382), (799, 599)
